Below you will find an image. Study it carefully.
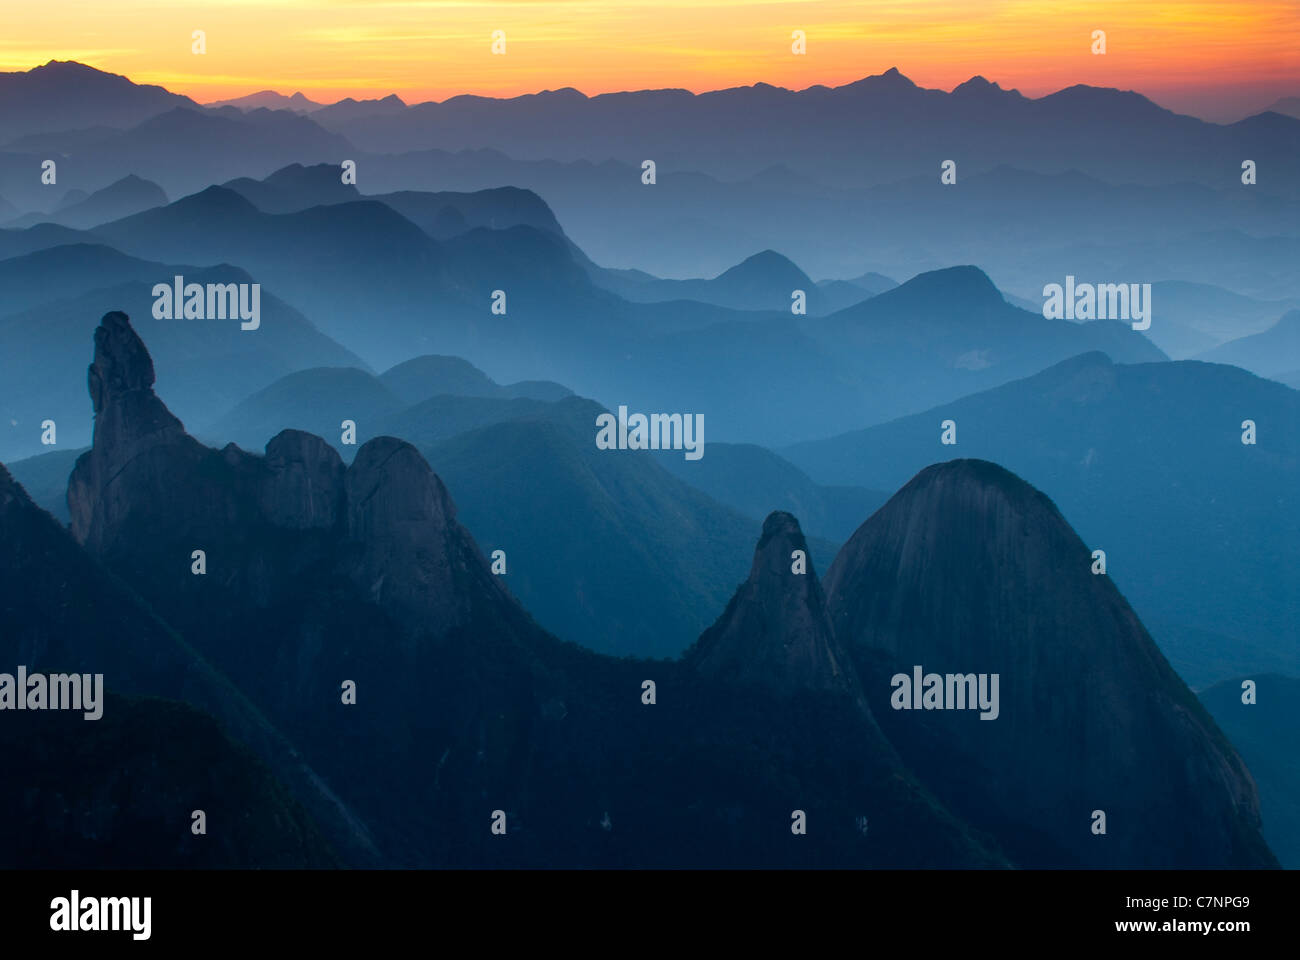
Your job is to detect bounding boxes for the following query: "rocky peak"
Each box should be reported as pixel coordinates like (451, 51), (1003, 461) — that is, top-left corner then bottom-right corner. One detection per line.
(260, 429), (345, 530)
(69, 312), (196, 549)
(87, 310), (157, 413)
(824, 458), (1275, 867)
(342, 436), (510, 640)
(688, 511), (862, 698)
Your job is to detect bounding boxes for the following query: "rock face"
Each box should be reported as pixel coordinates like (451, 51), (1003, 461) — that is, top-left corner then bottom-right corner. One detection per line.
(69, 311), (519, 645)
(45, 311), (1010, 869)
(260, 429), (345, 531)
(0, 461), (372, 866)
(69, 311), (200, 552)
(343, 435), (515, 640)
(824, 458), (1276, 868)
(689, 511), (859, 698)
(42, 313), (1268, 868)
(62, 312), (549, 864)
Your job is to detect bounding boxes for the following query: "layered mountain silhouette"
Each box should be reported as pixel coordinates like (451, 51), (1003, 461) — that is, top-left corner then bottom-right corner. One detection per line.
(221, 164), (568, 241)
(202, 356), (570, 457)
(593, 249), (871, 315)
(310, 68), (1300, 199)
(5, 62), (1294, 305)
(0, 61), (197, 142)
(0, 309), (1278, 868)
(654, 442), (888, 544)
(2, 51), (1292, 874)
(0, 101), (351, 212)
(823, 459), (1277, 868)
(7, 310), (1018, 867)
(4, 447), (83, 523)
(0, 243), (361, 461)
(196, 364), (860, 653)
(420, 396), (771, 657)
(1195, 310), (1300, 379)
(335, 148), (1300, 291)
(1139, 282), (1300, 358)
(617, 264), (1166, 444)
(207, 91), (324, 113)
(788, 352), (1300, 688)
(2, 174), (166, 229)
(76, 183), (624, 373)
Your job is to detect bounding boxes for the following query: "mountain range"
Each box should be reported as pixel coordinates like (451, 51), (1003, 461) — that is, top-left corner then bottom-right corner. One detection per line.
(787, 352), (1300, 687)
(0, 309), (1276, 868)
(0, 54), (1294, 872)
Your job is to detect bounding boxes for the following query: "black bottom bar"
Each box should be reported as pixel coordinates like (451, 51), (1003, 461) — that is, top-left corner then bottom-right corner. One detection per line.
(2, 869), (1293, 947)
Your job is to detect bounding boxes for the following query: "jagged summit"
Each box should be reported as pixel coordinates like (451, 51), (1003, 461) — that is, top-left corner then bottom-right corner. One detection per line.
(68, 310), (515, 641)
(70, 312), (193, 550)
(88, 309), (163, 413)
(951, 75), (1023, 101)
(688, 510), (861, 698)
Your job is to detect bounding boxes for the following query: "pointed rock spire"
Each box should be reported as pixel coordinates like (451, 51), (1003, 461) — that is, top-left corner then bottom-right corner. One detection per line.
(688, 511), (861, 698)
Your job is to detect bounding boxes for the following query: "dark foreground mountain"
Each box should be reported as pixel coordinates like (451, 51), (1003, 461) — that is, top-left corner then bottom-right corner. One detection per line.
(47, 310), (1002, 867)
(0, 461), (370, 865)
(1200, 675), (1300, 868)
(823, 459), (1277, 868)
(0, 693), (337, 868)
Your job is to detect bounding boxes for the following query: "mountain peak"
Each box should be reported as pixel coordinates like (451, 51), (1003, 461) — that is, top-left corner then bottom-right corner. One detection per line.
(70, 312), (194, 550)
(687, 510), (863, 699)
(824, 458), (1275, 868)
(838, 67), (919, 95)
(952, 75), (1020, 100)
(175, 183), (260, 215)
(715, 248), (811, 285)
(884, 265), (1003, 310)
(88, 310), (158, 414)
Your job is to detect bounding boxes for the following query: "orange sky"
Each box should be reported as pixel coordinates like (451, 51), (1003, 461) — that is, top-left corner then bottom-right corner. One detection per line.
(2, 1), (1297, 120)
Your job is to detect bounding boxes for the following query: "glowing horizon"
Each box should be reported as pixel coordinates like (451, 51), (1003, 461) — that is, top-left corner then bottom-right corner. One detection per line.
(3, 1), (1297, 122)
